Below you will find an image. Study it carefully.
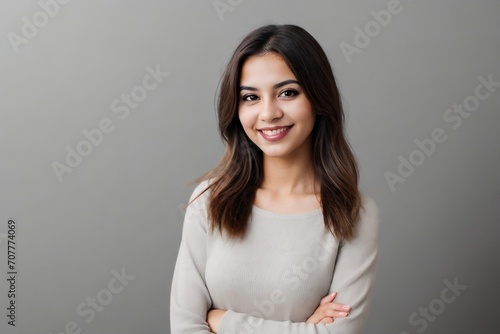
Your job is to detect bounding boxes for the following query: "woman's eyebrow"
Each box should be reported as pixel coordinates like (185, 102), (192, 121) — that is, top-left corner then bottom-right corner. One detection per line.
(239, 79), (300, 92)
(273, 79), (299, 89)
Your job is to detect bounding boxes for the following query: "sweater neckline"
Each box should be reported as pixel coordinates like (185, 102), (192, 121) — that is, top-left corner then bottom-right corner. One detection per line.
(252, 205), (322, 219)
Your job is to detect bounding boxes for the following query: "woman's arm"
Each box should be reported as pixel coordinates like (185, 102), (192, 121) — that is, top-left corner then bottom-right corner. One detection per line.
(170, 181), (213, 334)
(208, 292), (351, 332)
(305, 292), (352, 324)
(213, 196), (381, 334)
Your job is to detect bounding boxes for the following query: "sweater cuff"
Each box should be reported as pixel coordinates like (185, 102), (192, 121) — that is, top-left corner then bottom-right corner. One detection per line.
(218, 309), (251, 333)
(218, 309), (236, 333)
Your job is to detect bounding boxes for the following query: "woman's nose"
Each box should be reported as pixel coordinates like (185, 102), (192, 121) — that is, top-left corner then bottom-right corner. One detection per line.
(259, 98), (283, 122)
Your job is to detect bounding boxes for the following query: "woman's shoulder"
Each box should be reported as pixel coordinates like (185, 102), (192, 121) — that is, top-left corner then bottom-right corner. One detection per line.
(188, 178), (214, 204)
(360, 193), (379, 220)
(182, 179), (214, 229)
(355, 193), (381, 239)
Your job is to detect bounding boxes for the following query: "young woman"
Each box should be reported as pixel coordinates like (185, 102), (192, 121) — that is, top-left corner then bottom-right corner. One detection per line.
(170, 24), (380, 333)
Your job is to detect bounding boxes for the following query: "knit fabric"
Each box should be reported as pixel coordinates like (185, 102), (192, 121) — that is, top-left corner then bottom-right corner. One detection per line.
(170, 179), (380, 333)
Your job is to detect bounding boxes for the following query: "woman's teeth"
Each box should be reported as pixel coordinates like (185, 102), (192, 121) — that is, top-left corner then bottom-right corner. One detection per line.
(261, 127), (289, 136)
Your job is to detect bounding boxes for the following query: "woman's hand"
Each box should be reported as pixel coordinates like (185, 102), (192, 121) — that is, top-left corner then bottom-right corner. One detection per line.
(306, 292), (352, 324)
(207, 308), (226, 333)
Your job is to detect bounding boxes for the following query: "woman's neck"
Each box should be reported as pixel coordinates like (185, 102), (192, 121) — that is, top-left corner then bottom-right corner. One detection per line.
(260, 152), (318, 196)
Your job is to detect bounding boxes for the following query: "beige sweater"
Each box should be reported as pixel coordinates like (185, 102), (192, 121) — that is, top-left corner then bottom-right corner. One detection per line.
(170, 179), (380, 333)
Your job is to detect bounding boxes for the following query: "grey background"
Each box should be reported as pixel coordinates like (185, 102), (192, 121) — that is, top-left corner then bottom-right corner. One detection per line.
(1, 0), (499, 333)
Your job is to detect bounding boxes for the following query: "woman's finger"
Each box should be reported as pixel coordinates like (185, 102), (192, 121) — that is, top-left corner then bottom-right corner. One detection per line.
(319, 317), (334, 324)
(306, 311), (330, 324)
(323, 309), (349, 318)
(327, 302), (352, 312)
(319, 292), (337, 305)
(306, 314), (322, 324)
(307, 293), (352, 324)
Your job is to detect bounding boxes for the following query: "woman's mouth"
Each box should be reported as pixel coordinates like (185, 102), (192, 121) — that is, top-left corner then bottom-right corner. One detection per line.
(258, 125), (293, 141)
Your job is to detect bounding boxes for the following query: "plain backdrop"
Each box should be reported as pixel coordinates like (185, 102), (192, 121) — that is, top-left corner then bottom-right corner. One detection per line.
(1, 1), (499, 333)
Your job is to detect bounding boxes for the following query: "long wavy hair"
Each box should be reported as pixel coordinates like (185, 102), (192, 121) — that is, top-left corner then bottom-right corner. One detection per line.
(190, 24), (362, 241)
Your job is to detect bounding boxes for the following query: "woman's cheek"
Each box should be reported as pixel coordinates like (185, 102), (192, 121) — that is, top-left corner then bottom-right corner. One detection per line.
(238, 111), (254, 133)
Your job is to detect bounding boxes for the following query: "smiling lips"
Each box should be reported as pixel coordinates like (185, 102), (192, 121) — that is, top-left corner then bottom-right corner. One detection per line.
(258, 125), (293, 141)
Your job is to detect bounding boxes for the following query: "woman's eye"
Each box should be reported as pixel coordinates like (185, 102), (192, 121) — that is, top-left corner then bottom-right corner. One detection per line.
(279, 89), (299, 98)
(242, 94), (258, 101)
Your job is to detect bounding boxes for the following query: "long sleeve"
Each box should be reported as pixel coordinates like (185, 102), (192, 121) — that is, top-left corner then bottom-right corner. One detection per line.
(217, 196), (381, 334)
(170, 181), (213, 333)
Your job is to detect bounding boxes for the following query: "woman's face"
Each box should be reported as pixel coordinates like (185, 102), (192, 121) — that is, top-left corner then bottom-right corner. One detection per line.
(238, 52), (315, 160)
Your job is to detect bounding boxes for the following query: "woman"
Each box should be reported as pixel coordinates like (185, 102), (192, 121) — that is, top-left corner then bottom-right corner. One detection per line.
(170, 24), (380, 333)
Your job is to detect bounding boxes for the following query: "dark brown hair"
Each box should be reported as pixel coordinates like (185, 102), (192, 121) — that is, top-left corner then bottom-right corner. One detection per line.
(191, 24), (362, 240)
